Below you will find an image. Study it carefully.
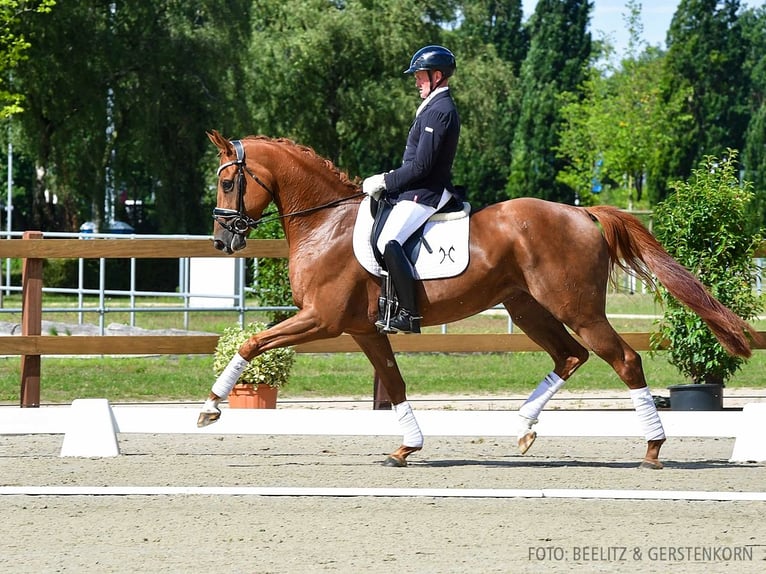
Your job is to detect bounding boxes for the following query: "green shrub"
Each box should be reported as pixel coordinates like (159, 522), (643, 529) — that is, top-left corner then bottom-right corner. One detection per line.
(651, 150), (763, 385)
(43, 259), (79, 287)
(213, 321), (295, 388)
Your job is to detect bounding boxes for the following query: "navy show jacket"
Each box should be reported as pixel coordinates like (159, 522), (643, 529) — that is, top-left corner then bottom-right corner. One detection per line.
(383, 88), (461, 208)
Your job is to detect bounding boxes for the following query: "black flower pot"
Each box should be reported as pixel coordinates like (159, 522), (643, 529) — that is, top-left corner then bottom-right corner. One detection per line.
(667, 383), (723, 411)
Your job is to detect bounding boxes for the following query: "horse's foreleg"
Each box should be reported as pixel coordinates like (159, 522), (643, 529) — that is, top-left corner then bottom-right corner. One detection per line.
(197, 308), (331, 428)
(383, 401), (423, 467)
(197, 353), (250, 427)
(352, 333), (423, 467)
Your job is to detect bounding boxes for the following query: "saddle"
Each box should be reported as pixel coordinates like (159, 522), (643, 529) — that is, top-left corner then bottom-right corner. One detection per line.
(352, 196), (471, 280)
(368, 196), (464, 267)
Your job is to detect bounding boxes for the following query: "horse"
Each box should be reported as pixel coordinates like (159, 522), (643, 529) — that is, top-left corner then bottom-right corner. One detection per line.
(197, 129), (758, 469)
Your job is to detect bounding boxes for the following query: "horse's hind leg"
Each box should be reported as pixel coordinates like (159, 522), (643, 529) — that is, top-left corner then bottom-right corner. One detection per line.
(503, 293), (591, 454)
(352, 332), (423, 467)
(574, 320), (666, 469)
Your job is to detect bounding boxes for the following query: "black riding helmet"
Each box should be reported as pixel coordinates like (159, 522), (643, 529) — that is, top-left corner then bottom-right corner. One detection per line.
(404, 45), (456, 77)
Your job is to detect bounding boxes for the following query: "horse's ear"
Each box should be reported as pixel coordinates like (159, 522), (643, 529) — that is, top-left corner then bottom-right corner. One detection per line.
(206, 130), (232, 155)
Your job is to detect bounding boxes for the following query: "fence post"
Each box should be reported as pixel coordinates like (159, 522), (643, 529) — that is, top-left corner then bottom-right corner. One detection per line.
(20, 231), (43, 407)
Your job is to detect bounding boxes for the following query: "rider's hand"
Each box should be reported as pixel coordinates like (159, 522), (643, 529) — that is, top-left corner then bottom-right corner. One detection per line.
(362, 173), (386, 201)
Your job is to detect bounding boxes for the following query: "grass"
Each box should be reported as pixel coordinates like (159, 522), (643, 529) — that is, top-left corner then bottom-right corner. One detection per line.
(2, 291), (765, 404)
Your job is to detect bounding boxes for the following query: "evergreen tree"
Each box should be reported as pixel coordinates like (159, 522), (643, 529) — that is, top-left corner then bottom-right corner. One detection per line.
(449, 46), (518, 207)
(741, 5), (766, 223)
(457, 0), (528, 74)
(451, 1), (524, 206)
(506, 0), (592, 203)
(652, 0), (750, 202)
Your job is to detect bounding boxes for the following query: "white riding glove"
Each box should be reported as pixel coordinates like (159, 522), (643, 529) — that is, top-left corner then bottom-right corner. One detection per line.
(362, 173), (387, 201)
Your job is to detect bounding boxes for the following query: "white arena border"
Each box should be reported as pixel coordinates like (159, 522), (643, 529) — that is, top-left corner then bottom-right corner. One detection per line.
(1, 485), (766, 501)
(2, 402), (765, 462)
(1, 402), (765, 501)
(0, 403), (749, 438)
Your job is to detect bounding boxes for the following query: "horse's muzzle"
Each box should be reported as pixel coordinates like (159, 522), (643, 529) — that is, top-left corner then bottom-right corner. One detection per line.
(213, 231), (246, 254)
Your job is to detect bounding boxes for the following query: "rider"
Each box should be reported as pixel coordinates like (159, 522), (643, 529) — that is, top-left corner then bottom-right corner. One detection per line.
(363, 45), (462, 334)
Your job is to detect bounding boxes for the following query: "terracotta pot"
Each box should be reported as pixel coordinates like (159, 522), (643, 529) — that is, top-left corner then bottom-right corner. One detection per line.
(228, 383), (278, 409)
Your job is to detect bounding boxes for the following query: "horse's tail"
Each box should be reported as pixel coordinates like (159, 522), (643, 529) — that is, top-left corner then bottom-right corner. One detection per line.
(585, 205), (760, 358)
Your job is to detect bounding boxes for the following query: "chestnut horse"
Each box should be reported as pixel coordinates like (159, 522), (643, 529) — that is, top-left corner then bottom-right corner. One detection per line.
(197, 130), (757, 469)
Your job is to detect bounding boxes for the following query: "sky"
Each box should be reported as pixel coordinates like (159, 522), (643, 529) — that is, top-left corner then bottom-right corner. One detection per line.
(522, 0), (680, 55)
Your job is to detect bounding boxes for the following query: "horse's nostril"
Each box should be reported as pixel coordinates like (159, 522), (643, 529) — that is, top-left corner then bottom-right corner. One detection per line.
(213, 239), (226, 251)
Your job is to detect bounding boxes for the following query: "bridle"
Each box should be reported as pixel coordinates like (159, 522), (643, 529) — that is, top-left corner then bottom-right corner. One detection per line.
(212, 139), (364, 235)
(212, 140), (274, 234)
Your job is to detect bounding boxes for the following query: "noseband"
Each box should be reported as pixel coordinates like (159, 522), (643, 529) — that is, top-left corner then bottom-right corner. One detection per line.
(212, 139), (275, 235)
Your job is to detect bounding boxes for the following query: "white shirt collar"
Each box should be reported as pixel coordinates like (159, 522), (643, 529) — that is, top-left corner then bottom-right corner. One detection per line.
(415, 86), (449, 117)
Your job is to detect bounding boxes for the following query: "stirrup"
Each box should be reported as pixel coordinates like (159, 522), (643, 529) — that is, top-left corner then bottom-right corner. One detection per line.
(376, 309), (421, 334)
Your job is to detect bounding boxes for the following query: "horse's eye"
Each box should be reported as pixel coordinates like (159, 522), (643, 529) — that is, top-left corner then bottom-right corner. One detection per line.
(221, 179), (234, 193)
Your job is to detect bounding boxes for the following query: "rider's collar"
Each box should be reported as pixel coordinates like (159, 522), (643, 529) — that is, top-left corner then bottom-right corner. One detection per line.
(415, 86), (450, 117)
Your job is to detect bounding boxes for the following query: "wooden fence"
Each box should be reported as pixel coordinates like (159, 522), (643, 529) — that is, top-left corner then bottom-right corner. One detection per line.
(2, 232), (762, 408)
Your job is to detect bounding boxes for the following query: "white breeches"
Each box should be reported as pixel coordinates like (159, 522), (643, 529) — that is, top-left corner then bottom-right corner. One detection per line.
(376, 189), (453, 252)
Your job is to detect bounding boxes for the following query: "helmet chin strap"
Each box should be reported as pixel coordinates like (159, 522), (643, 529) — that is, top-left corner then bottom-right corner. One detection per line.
(425, 70), (445, 97)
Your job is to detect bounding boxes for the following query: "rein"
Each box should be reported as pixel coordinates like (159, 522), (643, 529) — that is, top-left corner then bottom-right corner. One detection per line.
(213, 139), (364, 234)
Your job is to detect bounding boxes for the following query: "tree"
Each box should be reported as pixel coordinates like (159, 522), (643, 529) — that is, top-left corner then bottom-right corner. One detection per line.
(13, 2), (111, 230)
(13, 1), (251, 233)
(0, 0), (54, 119)
(556, 0), (682, 208)
(246, 0), (446, 178)
(456, 0), (528, 74)
(652, 151), (762, 385)
(449, 45), (518, 207)
(113, 2), (252, 234)
(741, 5), (766, 222)
(450, 2), (523, 207)
(653, 0), (750, 202)
(557, 48), (674, 209)
(506, 0), (592, 203)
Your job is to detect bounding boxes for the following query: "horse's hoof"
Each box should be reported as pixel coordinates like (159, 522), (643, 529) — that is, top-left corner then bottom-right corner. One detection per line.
(518, 431), (537, 454)
(383, 445), (422, 467)
(196, 410), (221, 428)
(383, 455), (407, 467)
(639, 459), (664, 470)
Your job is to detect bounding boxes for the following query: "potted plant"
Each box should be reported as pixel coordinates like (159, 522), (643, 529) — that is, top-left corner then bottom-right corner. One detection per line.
(651, 150), (763, 410)
(213, 321), (295, 408)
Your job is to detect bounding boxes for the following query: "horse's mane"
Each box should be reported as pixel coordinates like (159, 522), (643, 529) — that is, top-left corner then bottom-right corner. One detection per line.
(243, 135), (360, 192)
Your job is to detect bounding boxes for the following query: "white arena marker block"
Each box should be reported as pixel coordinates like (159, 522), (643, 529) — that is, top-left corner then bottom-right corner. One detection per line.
(60, 399), (120, 458)
(730, 403), (766, 463)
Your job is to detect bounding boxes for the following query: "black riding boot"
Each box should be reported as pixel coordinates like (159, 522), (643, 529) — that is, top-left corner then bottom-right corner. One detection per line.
(376, 240), (421, 334)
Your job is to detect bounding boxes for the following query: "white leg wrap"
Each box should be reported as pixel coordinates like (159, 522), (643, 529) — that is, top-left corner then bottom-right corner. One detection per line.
(518, 371), (566, 423)
(394, 401), (424, 448)
(630, 386), (666, 441)
(201, 398), (220, 414)
(211, 353), (250, 399)
(516, 415), (537, 440)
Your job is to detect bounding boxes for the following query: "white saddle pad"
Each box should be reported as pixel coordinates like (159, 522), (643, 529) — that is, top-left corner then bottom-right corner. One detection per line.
(352, 197), (471, 279)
